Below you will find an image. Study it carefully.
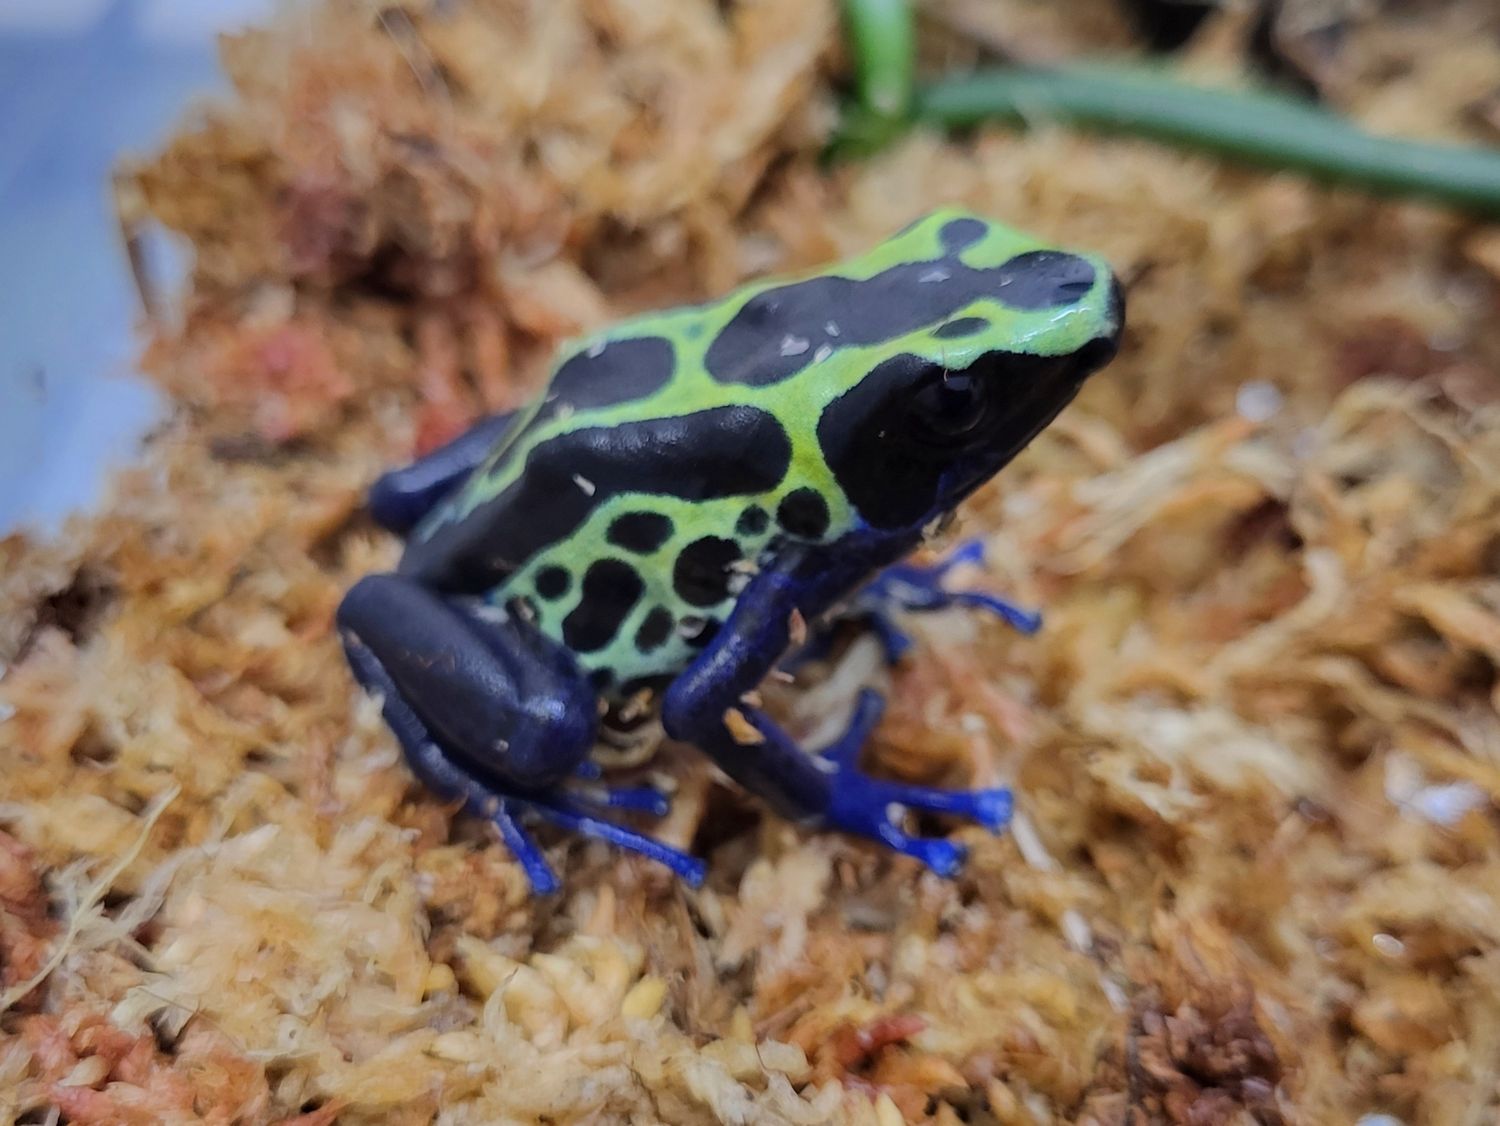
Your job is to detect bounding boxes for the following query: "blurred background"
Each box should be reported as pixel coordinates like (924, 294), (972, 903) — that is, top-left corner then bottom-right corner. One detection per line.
(0, 0), (270, 536)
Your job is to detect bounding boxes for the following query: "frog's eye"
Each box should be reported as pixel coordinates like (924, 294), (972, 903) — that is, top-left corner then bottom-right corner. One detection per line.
(912, 369), (988, 441)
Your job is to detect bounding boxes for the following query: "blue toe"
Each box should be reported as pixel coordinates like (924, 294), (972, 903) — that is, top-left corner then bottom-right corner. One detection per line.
(907, 837), (966, 877)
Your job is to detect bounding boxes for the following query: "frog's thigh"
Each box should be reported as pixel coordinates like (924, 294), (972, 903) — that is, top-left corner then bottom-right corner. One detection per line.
(337, 573), (596, 790)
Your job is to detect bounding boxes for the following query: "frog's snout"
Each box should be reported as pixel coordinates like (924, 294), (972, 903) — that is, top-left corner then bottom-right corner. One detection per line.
(1074, 274), (1126, 378)
(1037, 252), (1099, 305)
(1004, 249), (1099, 309)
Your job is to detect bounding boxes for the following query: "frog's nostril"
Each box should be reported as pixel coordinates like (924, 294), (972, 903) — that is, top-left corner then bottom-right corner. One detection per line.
(998, 250), (1099, 310)
(1045, 254), (1098, 306)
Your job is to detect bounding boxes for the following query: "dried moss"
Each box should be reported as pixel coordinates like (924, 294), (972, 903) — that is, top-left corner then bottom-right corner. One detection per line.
(4, 1), (1500, 1122)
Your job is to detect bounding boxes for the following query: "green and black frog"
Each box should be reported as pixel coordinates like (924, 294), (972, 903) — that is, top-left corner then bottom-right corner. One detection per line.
(339, 209), (1124, 892)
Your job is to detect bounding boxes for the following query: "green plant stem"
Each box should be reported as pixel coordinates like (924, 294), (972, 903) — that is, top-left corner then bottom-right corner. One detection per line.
(844, 0), (915, 121)
(833, 0), (916, 158)
(916, 64), (1500, 215)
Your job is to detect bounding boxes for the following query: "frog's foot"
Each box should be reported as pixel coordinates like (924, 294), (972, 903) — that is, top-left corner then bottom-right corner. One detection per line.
(517, 786), (706, 888)
(815, 689), (1014, 875)
(856, 538), (1042, 664)
(347, 640), (703, 893)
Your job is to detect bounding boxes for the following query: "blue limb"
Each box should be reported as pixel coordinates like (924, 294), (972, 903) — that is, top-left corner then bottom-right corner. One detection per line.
(856, 537), (1042, 655)
(344, 634), (562, 893)
(944, 589), (1042, 635)
(339, 573), (703, 892)
(368, 409), (517, 534)
(518, 793), (705, 885)
(815, 689), (1013, 876)
(395, 728), (699, 886)
(578, 783), (673, 818)
(662, 543), (1012, 876)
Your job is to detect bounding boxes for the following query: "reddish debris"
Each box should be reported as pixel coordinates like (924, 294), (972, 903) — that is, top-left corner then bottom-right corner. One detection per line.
(832, 1013), (929, 1073)
(0, 829), (57, 1009)
(19, 1011), (276, 1124)
(1335, 315), (1442, 389)
(1128, 992), (1285, 1125)
(279, 170), (366, 282)
(210, 320), (355, 443)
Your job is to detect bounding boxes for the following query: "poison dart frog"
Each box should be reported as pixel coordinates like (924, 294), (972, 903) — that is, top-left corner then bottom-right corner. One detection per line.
(339, 210), (1124, 893)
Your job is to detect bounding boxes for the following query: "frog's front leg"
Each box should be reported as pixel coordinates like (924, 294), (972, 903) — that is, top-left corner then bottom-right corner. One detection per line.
(368, 410), (517, 534)
(338, 573), (704, 893)
(661, 553), (1012, 876)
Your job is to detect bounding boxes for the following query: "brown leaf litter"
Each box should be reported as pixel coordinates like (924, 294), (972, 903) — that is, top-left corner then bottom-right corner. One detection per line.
(5, 0), (1500, 1122)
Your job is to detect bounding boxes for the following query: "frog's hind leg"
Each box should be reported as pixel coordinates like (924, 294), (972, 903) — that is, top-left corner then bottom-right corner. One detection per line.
(368, 410), (517, 534)
(338, 573), (704, 892)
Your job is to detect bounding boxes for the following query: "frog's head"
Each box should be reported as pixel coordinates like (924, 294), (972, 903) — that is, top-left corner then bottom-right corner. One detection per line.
(816, 210), (1124, 531)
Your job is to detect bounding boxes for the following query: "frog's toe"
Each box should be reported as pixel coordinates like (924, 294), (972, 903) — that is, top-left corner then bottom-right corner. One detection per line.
(900, 836), (967, 878)
(489, 802), (563, 895)
(528, 796), (707, 885)
(876, 780), (1014, 832)
(968, 786), (1014, 832)
(825, 784), (971, 876)
(940, 537), (988, 572)
(950, 590), (1043, 635)
(577, 780), (673, 818)
(571, 760), (674, 817)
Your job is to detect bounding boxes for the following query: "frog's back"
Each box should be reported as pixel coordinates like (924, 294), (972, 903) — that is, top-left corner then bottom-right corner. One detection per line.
(396, 209), (1119, 696)
(395, 294), (809, 590)
(394, 298), (827, 696)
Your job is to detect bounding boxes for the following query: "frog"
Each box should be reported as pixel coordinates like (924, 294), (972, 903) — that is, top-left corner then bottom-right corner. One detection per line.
(338, 209), (1124, 893)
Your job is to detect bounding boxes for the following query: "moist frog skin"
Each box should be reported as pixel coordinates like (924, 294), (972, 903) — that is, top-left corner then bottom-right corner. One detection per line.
(338, 209), (1125, 893)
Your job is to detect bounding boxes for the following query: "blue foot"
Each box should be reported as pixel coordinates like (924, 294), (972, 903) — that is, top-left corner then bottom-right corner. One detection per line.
(520, 791), (706, 886)
(858, 538), (1043, 659)
(587, 785), (673, 817)
(816, 689), (1014, 876)
(780, 540), (1039, 673)
(470, 793), (565, 895)
(407, 732), (704, 893)
(347, 646), (703, 893)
